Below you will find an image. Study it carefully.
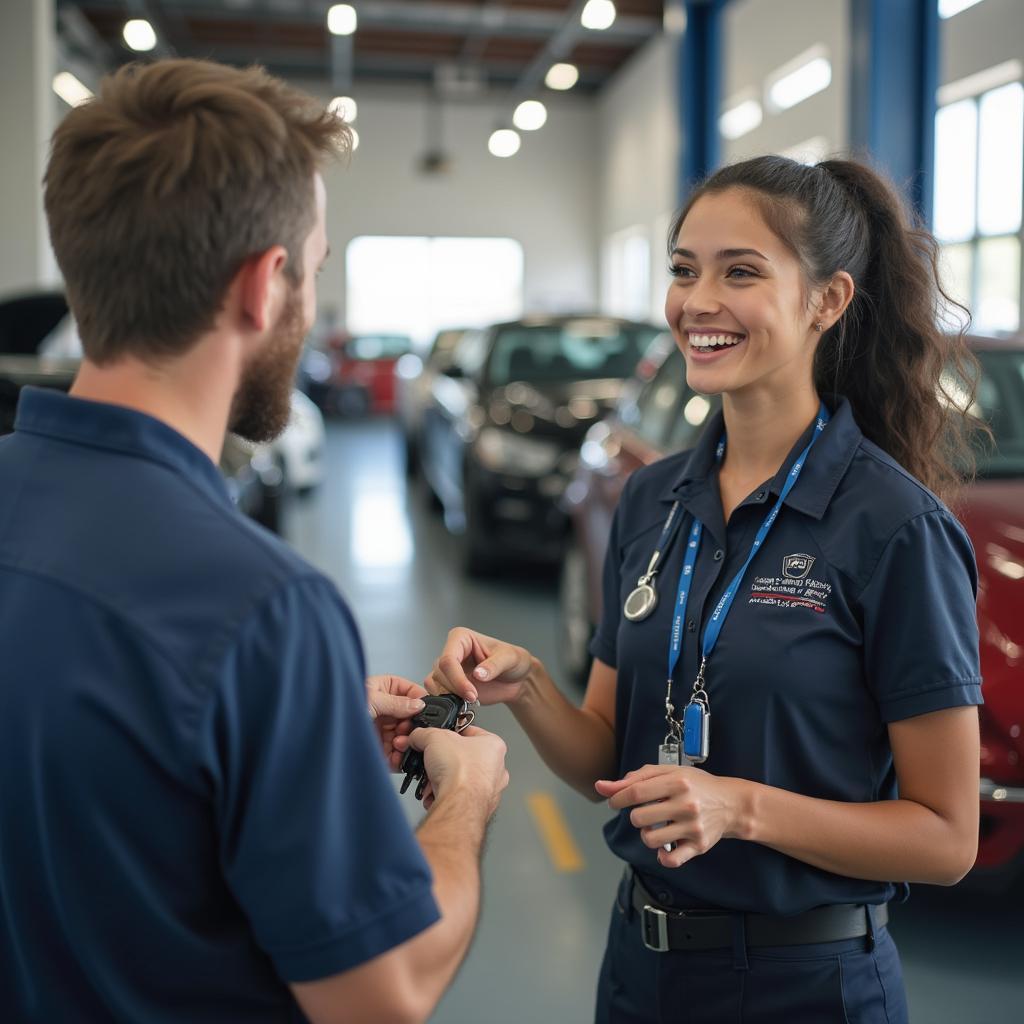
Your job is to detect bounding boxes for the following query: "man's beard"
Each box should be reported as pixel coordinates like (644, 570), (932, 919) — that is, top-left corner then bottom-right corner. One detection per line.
(229, 288), (306, 444)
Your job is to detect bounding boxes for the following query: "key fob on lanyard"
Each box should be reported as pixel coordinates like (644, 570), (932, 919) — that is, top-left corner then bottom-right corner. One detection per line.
(682, 700), (710, 764)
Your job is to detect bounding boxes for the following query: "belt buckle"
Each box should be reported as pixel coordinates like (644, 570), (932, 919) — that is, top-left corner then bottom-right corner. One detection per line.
(641, 904), (670, 952)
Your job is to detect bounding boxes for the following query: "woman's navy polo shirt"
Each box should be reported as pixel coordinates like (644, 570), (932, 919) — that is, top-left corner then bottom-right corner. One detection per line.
(0, 389), (439, 1021)
(590, 397), (982, 916)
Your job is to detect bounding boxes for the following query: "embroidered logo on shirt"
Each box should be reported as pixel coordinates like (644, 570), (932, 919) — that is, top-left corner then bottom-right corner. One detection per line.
(782, 553), (815, 580)
(749, 567), (832, 614)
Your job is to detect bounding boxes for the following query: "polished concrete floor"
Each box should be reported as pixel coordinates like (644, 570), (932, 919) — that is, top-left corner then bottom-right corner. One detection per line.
(285, 418), (1024, 1024)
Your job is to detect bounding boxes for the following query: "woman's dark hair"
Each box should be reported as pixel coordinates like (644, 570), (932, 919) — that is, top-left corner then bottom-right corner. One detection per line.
(668, 155), (986, 505)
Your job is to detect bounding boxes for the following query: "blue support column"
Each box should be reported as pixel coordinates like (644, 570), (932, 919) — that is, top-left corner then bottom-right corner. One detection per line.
(677, 0), (726, 202)
(849, 0), (939, 222)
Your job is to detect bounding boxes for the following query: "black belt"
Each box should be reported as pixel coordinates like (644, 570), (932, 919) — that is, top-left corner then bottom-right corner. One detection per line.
(627, 872), (888, 953)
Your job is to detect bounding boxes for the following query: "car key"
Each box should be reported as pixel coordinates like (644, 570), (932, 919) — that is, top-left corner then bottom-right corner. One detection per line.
(399, 694), (474, 800)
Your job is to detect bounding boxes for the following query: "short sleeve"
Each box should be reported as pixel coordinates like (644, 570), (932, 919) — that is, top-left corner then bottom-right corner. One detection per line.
(589, 478), (630, 668)
(199, 576), (440, 983)
(860, 510), (983, 722)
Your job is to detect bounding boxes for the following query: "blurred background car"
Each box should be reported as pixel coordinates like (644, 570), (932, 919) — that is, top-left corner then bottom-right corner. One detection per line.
(396, 327), (471, 476)
(317, 331), (414, 417)
(561, 334), (1024, 883)
(0, 292), (313, 531)
(417, 314), (663, 573)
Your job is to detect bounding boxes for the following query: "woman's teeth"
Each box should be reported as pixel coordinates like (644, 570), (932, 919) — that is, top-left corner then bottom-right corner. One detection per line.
(689, 333), (743, 349)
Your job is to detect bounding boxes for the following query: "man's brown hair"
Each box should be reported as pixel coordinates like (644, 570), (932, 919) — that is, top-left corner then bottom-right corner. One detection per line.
(44, 59), (349, 365)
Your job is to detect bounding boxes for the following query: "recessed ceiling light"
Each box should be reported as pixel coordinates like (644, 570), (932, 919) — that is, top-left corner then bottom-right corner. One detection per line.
(488, 129), (521, 158)
(513, 100), (547, 131)
(122, 19), (157, 52)
(545, 63), (579, 91)
(581, 1), (616, 32)
(327, 4), (357, 36)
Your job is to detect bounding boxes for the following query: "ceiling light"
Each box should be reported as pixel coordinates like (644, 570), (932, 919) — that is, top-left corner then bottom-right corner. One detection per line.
(545, 63), (579, 91)
(513, 100), (547, 131)
(581, 1), (616, 31)
(768, 54), (832, 112)
(327, 4), (357, 36)
(122, 18), (157, 52)
(719, 99), (762, 140)
(52, 71), (93, 108)
(329, 95), (357, 122)
(488, 129), (521, 158)
(939, 0), (986, 17)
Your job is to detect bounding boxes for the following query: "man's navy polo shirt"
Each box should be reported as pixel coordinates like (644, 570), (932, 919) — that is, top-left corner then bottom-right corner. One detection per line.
(0, 388), (439, 1022)
(591, 397), (982, 915)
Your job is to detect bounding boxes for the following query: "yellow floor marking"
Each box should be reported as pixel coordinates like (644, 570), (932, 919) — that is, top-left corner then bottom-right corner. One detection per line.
(525, 791), (585, 873)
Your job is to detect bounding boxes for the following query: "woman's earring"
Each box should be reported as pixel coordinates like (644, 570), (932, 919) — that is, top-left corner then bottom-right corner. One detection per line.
(814, 322), (824, 332)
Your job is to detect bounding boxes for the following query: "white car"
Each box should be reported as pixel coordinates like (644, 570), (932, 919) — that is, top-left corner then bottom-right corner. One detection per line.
(269, 389), (325, 495)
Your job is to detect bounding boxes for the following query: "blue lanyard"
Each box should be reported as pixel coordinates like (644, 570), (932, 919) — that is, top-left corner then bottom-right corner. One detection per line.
(666, 403), (830, 690)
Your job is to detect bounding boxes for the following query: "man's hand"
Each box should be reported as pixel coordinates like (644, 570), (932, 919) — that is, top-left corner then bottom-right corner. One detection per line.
(366, 674), (427, 770)
(393, 725), (509, 814)
(426, 627), (533, 707)
(595, 765), (747, 868)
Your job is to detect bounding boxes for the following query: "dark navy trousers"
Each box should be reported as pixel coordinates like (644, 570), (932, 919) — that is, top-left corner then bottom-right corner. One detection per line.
(596, 876), (909, 1024)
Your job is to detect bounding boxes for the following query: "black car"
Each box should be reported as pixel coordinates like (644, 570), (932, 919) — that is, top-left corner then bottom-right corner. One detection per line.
(418, 315), (663, 573)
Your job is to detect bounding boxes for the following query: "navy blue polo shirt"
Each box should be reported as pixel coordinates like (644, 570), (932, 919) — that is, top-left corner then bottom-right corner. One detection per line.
(591, 397), (982, 916)
(0, 388), (439, 1022)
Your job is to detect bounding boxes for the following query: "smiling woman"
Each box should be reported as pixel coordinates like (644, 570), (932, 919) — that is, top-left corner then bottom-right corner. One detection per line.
(422, 154), (987, 1024)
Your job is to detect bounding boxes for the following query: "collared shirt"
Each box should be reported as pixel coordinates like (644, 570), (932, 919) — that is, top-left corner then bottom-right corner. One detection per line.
(0, 388), (439, 1022)
(591, 397), (982, 916)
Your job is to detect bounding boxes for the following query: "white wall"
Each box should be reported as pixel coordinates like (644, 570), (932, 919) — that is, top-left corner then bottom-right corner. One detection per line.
(315, 86), (600, 328)
(596, 33), (680, 324)
(721, 0), (850, 163)
(0, 0), (57, 298)
(940, 0), (1024, 87)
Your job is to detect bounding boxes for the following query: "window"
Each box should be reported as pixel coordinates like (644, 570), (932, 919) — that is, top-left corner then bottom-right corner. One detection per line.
(933, 80), (1023, 334)
(345, 236), (523, 349)
(601, 225), (652, 322)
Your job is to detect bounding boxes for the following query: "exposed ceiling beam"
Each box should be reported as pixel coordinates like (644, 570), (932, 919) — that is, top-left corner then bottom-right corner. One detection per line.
(77, 1), (660, 42)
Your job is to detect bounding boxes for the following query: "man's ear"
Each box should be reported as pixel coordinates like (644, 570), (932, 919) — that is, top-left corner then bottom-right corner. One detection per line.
(238, 245), (289, 333)
(816, 270), (855, 331)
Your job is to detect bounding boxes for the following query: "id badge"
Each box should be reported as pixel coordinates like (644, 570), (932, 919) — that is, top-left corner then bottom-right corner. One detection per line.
(682, 701), (710, 763)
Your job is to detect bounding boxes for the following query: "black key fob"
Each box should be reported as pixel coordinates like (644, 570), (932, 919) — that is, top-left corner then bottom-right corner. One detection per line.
(399, 694), (467, 800)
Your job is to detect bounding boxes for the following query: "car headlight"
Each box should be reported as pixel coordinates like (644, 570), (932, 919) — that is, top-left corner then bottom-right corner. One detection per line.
(474, 427), (562, 477)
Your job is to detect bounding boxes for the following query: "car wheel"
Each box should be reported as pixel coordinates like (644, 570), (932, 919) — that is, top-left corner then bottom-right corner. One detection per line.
(338, 386), (371, 418)
(559, 536), (594, 688)
(461, 476), (496, 577)
(404, 433), (418, 477)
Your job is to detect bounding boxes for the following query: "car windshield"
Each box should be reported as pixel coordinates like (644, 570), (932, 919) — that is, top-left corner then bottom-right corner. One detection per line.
(348, 335), (411, 360)
(487, 321), (660, 386)
(971, 347), (1024, 478)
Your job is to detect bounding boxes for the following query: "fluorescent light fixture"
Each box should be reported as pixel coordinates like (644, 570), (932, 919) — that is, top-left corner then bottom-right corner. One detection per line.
(122, 18), (156, 52)
(327, 4), (357, 36)
(513, 100), (547, 131)
(939, 0), (986, 17)
(937, 59), (1022, 106)
(52, 71), (93, 108)
(488, 129), (521, 158)
(328, 95), (357, 122)
(545, 63), (579, 91)
(767, 49), (832, 112)
(350, 127), (360, 151)
(719, 98), (762, 140)
(581, 0), (616, 31)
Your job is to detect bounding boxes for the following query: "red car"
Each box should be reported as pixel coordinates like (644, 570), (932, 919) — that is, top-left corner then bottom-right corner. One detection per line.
(321, 332), (413, 416)
(561, 336), (1024, 880)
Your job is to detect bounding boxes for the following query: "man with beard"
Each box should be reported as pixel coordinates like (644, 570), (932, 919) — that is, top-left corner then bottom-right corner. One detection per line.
(0, 59), (508, 1024)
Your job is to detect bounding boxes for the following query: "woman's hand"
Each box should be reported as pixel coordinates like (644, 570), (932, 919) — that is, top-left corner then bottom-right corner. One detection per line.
(426, 627), (534, 707)
(366, 674), (427, 770)
(595, 765), (750, 868)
